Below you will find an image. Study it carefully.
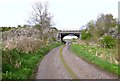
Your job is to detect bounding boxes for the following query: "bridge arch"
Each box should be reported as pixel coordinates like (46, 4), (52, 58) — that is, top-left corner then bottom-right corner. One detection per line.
(57, 30), (81, 41)
(63, 34), (78, 40)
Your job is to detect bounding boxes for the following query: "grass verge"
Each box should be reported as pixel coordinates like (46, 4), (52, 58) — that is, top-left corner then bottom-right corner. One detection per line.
(59, 45), (78, 79)
(2, 42), (63, 79)
(71, 44), (120, 77)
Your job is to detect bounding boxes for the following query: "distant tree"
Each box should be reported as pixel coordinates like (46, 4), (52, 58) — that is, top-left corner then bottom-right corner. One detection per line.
(17, 25), (22, 28)
(95, 13), (117, 36)
(50, 27), (58, 31)
(28, 1), (53, 30)
(81, 29), (91, 40)
(86, 20), (95, 35)
(23, 24), (30, 28)
(1, 27), (12, 32)
(104, 14), (117, 28)
(81, 29), (91, 45)
(84, 13), (117, 45)
(28, 1), (53, 41)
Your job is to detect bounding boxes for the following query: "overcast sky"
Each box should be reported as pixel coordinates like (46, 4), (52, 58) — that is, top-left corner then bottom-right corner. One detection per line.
(0, 0), (119, 30)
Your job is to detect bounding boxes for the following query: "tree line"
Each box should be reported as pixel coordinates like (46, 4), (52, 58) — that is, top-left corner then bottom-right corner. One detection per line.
(81, 13), (118, 48)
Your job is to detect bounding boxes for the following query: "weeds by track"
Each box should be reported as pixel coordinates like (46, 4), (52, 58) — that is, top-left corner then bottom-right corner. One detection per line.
(71, 44), (120, 77)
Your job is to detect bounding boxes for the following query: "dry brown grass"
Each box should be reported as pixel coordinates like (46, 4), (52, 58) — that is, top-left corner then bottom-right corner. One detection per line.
(3, 37), (44, 53)
(76, 39), (118, 64)
(1, 27), (45, 52)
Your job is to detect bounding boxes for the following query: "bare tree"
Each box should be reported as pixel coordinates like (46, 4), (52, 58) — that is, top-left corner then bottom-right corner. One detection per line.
(28, 1), (53, 41)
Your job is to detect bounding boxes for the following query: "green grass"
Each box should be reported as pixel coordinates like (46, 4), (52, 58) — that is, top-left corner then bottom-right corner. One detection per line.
(71, 44), (120, 77)
(59, 46), (78, 79)
(2, 42), (63, 79)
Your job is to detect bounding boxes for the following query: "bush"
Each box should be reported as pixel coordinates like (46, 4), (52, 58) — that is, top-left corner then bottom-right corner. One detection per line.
(101, 35), (116, 48)
(81, 30), (91, 40)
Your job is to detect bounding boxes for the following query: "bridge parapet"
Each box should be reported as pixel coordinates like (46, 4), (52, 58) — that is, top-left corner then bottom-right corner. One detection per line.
(58, 30), (81, 33)
(59, 30), (80, 32)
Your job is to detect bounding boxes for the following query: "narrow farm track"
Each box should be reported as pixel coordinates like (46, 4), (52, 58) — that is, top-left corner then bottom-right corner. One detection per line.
(36, 45), (118, 79)
(36, 46), (72, 79)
